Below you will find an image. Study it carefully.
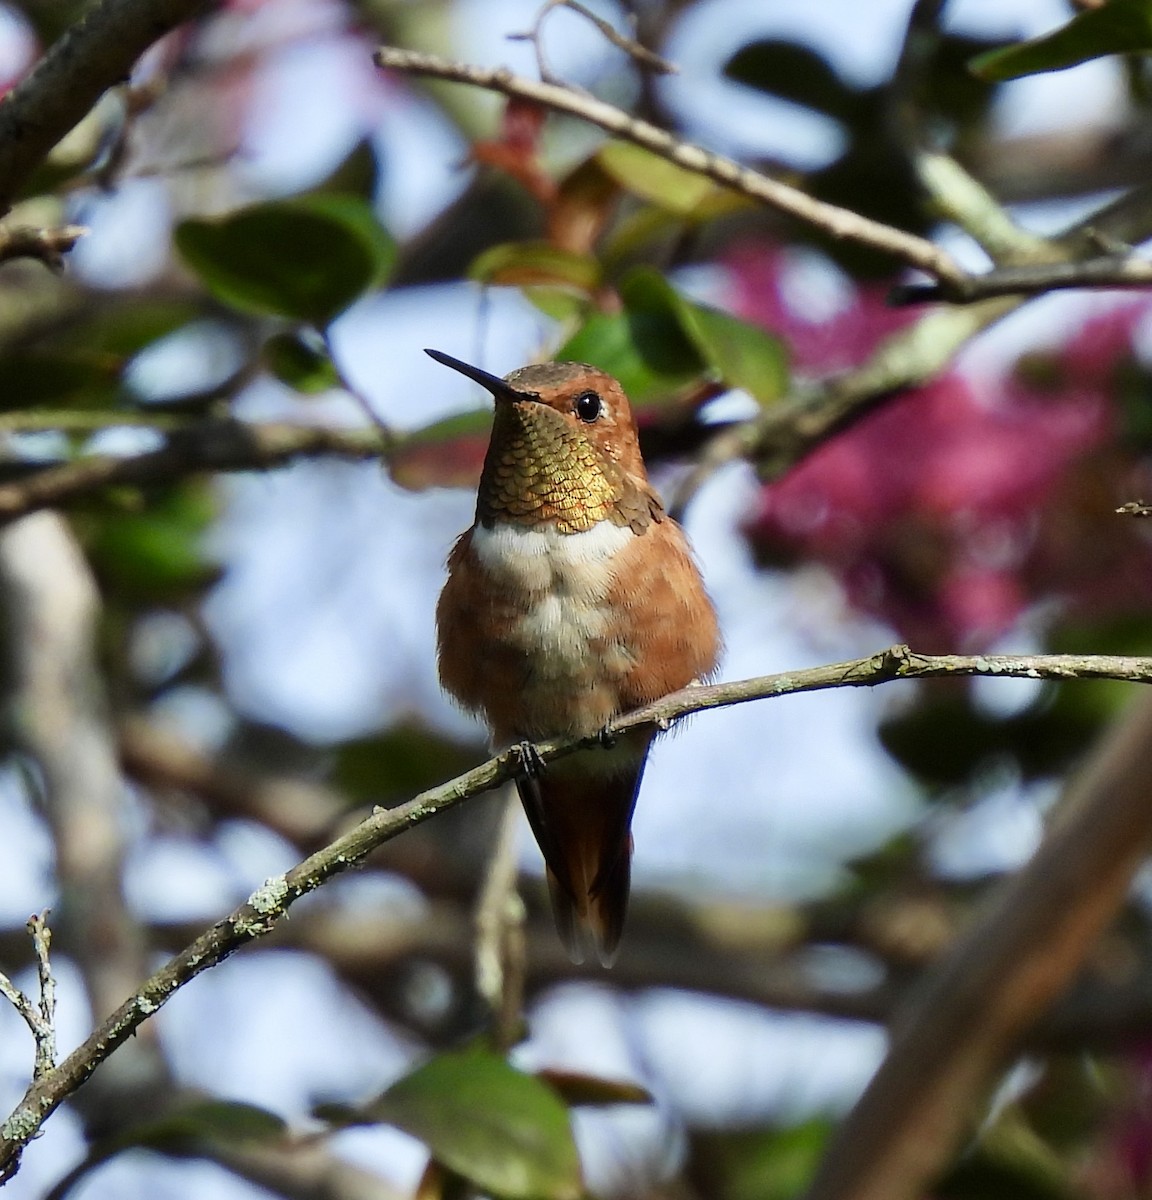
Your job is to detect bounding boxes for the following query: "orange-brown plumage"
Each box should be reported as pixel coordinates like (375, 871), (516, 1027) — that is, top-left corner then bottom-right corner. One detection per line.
(429, 350), (720, 963)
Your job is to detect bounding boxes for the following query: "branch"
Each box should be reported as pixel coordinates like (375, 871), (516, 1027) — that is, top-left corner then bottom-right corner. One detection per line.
(914, 151), (1054, 268)
(0, 512), (170, 1158)
(0, 420), (386, 526)
(0, 0), (214, 213)
(372, 46), (967, 287)
(5, 643), (1152, 1171)
(0, 913), (57, 1082)
(508, 0), (678, 84)
(0, 514), (147, 1021)
(0, 224), (86, 270)
(207, 1137), (407, 1200)
(891, 252), (1152, 305)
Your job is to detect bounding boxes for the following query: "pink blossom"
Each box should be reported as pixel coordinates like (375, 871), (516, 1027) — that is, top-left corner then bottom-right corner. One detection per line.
(727, 242), (1152, 649)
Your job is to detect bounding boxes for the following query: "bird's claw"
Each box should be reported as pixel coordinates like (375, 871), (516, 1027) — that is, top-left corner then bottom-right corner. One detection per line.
(597, 726), (617, 750)
(512, 740), (545, 778)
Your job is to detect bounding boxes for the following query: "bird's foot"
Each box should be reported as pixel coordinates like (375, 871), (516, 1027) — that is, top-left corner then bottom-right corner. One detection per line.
(597, 725), (617, 750)
(512, 740), (546, 778)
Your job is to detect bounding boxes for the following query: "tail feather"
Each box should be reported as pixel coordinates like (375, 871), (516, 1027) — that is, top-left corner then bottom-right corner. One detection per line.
(517, 752), (646, 966)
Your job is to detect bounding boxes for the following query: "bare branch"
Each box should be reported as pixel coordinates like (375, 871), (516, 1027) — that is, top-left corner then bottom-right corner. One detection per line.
(372, 46), (966, 286)
(319, 331), (394, 439)
(0, 0), (215, 214)
(0, 512), (168, 1162)
(509, 0), (677, 84)
(0, 224), (87, 271)
(0, 421), (386, 526)
(5, 642), (1152, 1171)
(891, 252), (1152, 305)
(1117, 499), (1152, 517)
(209, 1137), (407, 1200)
(118, 717), (349, 852)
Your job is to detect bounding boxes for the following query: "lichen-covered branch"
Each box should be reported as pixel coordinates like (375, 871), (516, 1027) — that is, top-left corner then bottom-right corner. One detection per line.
(0, 913), (57, 1082)
(4, 642), (1152, 1172)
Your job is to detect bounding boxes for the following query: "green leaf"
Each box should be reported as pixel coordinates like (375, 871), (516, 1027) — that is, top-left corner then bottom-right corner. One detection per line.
(724, 39), (857, 119)
(666, 294), (789, 405)
(45, 1099), (287, 1200)
(334, 722), (486, 803)
(558, 309), (702, 406)
(621, 268), (789, 404)
(82, 483), (219, 602)
(175, 195), (395, 325)
(309, 138), (380, 201)
(369, 1049), (582, 1200)
(521, 286), (595, 324)
(970, 0), (1152, 80)
(127, 1099), (286, 1149)
(61, 300), (204, 358)
(263, 332), (341, 394)
(470, 241), (601, 291)
(558, 268), (788, 407)
(598, 143), (719, 215)
(690, 1120), (831, 1200)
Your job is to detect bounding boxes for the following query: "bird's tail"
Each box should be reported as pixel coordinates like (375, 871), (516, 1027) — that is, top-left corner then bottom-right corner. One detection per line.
(518, 757), (645, 967)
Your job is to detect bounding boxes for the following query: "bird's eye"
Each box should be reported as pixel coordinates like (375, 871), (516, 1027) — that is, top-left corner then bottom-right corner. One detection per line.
(574, 390), (602, 422)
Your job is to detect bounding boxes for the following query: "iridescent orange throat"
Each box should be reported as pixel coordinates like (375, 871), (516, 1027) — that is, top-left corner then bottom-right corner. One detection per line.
(476, 401), (662, 535)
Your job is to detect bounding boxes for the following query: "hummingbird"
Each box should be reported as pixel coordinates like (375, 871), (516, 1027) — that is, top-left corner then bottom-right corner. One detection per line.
(429, 349), (720, 965)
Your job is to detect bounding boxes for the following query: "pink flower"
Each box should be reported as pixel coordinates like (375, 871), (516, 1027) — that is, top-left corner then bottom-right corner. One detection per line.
(727, 242), (1150, 649)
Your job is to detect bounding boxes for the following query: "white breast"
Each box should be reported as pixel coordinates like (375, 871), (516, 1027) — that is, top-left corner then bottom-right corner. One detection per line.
(471, 520), (634, 676)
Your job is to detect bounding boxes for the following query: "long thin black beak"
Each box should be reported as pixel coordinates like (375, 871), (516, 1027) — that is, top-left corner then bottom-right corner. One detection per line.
(424, 348), (535, 403)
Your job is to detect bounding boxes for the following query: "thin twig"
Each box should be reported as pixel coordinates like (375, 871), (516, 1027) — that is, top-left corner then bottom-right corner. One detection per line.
(891, 252), (1152, 304)
(509, 0), (677, 84)
(320, 332), (395, 440)
(0, 911), (57, 1082)
(0, 420), (386, 526)
(25, 914), (55, 1080)
(0, 410), (189, 433)
(1117, 499), (1152, 517)
(0, 225), (87, 271)
(373, 46), (966, 287)
(5, 642), (1152, 1172)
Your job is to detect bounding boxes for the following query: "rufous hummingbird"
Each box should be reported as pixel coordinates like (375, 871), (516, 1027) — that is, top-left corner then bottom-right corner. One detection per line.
(429, 349), (720, 965)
